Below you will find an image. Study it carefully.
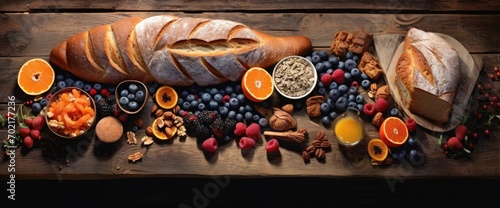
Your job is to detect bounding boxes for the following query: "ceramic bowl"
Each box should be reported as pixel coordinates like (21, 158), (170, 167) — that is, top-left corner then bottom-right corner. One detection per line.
(115, 80), (149, 114)
(272, 56), (317, 99)
(45, 87), (97, 139)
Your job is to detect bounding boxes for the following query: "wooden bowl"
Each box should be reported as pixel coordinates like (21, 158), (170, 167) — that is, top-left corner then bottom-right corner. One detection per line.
(115, 80), (149, 114)
(45, 87), (97, 139)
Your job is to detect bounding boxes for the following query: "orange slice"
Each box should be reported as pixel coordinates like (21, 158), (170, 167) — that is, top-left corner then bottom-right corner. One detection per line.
(152, 118), (177, 140)
(367, 138), (389, 162)
(379, 117), (409, 148)
(17, 58), (55, 95)
(241, 67), (274, 103)
(155, 86), (178, 109)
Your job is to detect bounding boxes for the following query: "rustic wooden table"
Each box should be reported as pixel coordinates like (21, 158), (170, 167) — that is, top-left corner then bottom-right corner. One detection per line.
(1, 0), (499, 206)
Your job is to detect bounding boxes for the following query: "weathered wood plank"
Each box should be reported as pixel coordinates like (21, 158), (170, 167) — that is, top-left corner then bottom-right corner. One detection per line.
(2, 0), (500, 12)
(1, 12), (499, 57)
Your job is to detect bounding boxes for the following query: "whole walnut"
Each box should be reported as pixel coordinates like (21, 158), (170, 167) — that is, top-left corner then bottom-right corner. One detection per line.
(269, 108), (297, 131)
(375, 85), (392, 104)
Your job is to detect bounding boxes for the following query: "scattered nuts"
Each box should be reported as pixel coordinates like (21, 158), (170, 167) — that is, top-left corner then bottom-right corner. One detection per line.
(305, 145), (316, 154)
(155, 117), (165, 128)
(172, 105), (180, 115)
(269, 108), (297, 131)
(177, 126), (186, 137)
(145, 126), (154, 137)
(296, 128), (308, 135)
(372, 112), (384, 127)
(126, 131), (137, 145)
(375, 85), (393, 104)
(312, 140), (322, 148)
(316, 130), (326, 141)
(155, 108), (165, 118)
(133, 118), (144, 128)
(164, 120), (173, 128)
(281, 104), (294, 115)
(302, 151), (311, 163)
(306, 95), (324, 117)
(163, 111), (175, 120)
(150, 104), (159, 114)
(128, 151), (143, 162)
(315, 148), (325, 160)
(141, 136), (154, 146)
(320, 141), (332, 150)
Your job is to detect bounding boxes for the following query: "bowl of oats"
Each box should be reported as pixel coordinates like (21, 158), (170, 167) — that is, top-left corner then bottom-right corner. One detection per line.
(272, 56), (317, 99)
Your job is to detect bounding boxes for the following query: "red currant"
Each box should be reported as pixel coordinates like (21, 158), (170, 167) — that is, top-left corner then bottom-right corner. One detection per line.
(473, 133), (478, 138)
(495, 66), (499, 72)
(497, 71), (500, 77)
(477, 84), (483, 90)
(485, 129), (490, 135)
(493, 96), (499, 102)
(489, 74), (496, 80)
(469, 143), (474, 149)
(484, 93), (490, 98)
(443, 143), (449, 150)
(483, 104), (489, 110)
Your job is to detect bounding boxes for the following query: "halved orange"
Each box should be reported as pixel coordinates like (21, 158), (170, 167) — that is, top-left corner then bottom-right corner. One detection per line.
(241, 67), (274, 103)
(367, 138), (389, 162)
(379, 117), (409, 148)
(155, 86), (178, 109)
(17, 58), (55, 95)
(152, 118), (177, 140)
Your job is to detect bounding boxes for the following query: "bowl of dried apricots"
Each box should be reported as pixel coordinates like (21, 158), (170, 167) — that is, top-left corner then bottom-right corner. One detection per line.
(45, 87), (97, 139)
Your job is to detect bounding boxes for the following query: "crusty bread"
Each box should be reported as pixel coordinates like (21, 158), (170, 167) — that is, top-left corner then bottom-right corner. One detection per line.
(395, 28), (461, 123)
(50, 15), (312, 86)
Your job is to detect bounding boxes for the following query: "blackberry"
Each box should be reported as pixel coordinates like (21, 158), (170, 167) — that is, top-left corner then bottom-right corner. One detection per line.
(209, 117), (225, 138)
(182, 113), (200, 131)
(106, 95), (116, 105)
(195, 124), (212, 140)
(224, 118), (237, 137)
(198, 110), (219, 125)
(96, 98), (111, 118)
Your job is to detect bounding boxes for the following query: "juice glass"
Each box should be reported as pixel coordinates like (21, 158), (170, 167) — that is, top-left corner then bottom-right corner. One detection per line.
(332, 107), (365, 147)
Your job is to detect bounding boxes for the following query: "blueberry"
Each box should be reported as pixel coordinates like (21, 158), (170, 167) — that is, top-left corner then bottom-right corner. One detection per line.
(236, 94), (246, 104)
(182, 101), (191, 110)
(57, 81), (66, 90)
(127, 93), (135, 101)
(390, 108), (400, 116)
(83, 84), (92, 92)
(328, 89), (341, 101)
(213, 94), (223, 103)
(318, 50), (329, 61)
(355, 94), (364, 104)
(128, 101), (139, 111)
(311, 55), (321, 65)
(337, 61), (345, 70)
(293, 101), (304, 111)
(344, 72), (352, 83)
(31, 103), (42, 114)
(209, 100), (219, 110)
(236, 113), (244, 122)
(238, 106), (246, 114)
(131, 125), (139, 133)
(344, 59), (357, 71)
(357, 104), (364, 112)
(350, 68), (361, 79)
(64, 78), (75, 87)
(119, 97), (129, 105)
(224, 102), (230, 109)
(392, 153), (400, 161)
(348, 86), (358, 95)
(181, 90), (190, 99)
(311, 51), (320, 57)
(93, 83), (102, 91)
(252, 114), (261, 123)
(219, 106), (229, 116)
(56, 74), (65, 81)
(224, 85), (234, 95)
(399, 150), (407, 159)
(228, 97), (239, 109)
(335, 97), (348, 112)
(328, 82), (338, 90)
(51, 86), (58, 93)
(408, 136), (418, 147)
(329, 111), (338, 120)
(218, 89), (225, 95)
(198, 103), (206, 111)
(348, 101), (357, 109)
(317, 81), (325, 89)
(258, 118), (269, 128)
(345, 51), (354, 60)
(107, 86), (116, 94)
(119, 89), (128, 98)
(320, 102), (331, 115)
(128, 84), (138, 94)
(338, 84), (348, 94)
(73, 80), (84, 89)
(190, 100), (199, 110)
(321, 116), (331, 127)
(361, 80), (371, 89)
(352, 55), (359, 63)
(326, 68), (334, 75)
(227, 110), (237, 119)
(317, 87), (326, 95)
(322, 61), (331, 71)
(148, 87), (157, 95)
(326, 98), (336, 108)
(201, 93), (212, 103)
(94, 94), (104, 101)
(186, 94), (196, 102)
(231, 92), (238, 98)
(244, 104), (253, 112)
(244, 111), (253, 122)
(348, 94), (356, 103)
(328, 56), (339, 68)
(209, 88), (219, 96)
(361, 73), (369, 80)
(234, 85), (242, 94)
(305, 56), (313, 63)
(315, 62), (326, 74)
(135, 90), (145, 102)
(409, 150), (426, 167)
(39, 99), (48, 108)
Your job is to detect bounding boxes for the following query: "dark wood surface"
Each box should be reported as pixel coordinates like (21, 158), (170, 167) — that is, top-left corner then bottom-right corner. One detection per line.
(1, 1), (499, 206)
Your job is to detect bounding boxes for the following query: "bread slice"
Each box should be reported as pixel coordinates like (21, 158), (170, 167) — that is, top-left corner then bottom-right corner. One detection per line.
(134, 15), (178, 67)
(395, 28), (461, 123)
(62, 31), (106, 82)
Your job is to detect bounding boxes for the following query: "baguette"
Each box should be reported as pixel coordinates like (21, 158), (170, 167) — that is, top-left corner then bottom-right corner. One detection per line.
(50, 15), (312, 86)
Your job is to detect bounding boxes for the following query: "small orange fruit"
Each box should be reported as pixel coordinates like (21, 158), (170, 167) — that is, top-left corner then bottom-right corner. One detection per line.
(17, 58), (55, 95)
(379, 117), (409, 148)
(241, 67), (274, 103)
(152, 118), (177, 140)
(155, 86), (178, 109)
(367, 138), (389, 162)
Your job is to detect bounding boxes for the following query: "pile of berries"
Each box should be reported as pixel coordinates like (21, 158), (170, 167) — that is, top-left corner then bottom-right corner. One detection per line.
(182, 110), (238, 144)
(118, 83), (146, 112)
(305, 50), (372, 127)
(176, 81), (268, 127)
(390, 134), (426, 167)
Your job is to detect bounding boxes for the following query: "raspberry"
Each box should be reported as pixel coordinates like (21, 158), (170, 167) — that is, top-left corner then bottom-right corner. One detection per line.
(320, 73), (333, 86)
(89, 88), (97, 96)
(100, 88), (109, 96)
(265, 138), (280, 153)
(363, 103), (376, 116)
(447, 137), (463, 150)
(331, 69), (345, 84)
(350, 81), (359, 88)
(405, 117), (417, 133)
(201, 137), (218, 153)
(23, 136), (33, 149)
(455, 125), (468, 141)
(234, 122), (246, 137)
(239, 137), (255, 150)
(375, 98), (389, 112)
(245, 123), (261, 140)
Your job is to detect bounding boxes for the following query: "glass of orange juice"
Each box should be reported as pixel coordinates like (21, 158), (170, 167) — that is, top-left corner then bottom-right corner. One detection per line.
(332, 107), (365, 147)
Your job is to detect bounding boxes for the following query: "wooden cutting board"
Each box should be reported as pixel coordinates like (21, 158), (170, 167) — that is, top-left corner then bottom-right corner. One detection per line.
(373, 33), (482, 132)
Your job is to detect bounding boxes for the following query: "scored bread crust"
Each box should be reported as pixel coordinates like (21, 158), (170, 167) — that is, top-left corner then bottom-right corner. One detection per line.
(395, 28), (460, 123)
(50, 15), (312, 86)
